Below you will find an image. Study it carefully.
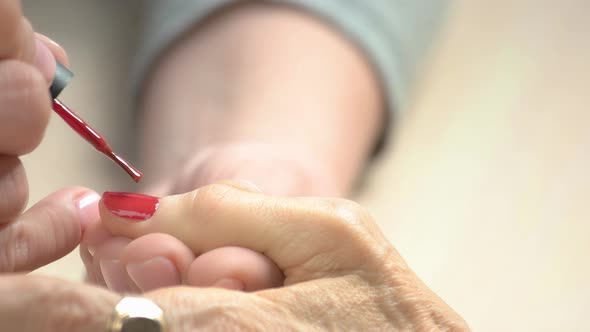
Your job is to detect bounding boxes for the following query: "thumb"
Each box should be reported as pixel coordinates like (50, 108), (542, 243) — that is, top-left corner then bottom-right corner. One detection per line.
(100, 183), (381, 279)
(0, 187), (100, 272)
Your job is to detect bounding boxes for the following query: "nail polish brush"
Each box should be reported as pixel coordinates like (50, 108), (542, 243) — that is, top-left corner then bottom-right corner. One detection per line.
(49, 63), (142, 182)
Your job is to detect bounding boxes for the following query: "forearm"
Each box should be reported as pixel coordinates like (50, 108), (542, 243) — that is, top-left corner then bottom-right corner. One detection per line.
(138, 3), (384, 195)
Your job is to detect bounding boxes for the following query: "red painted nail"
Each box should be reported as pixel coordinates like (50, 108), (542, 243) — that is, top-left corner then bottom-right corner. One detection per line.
(102, 192), (159, 221)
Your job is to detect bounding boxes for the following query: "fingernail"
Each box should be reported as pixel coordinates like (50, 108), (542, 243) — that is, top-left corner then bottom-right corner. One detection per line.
(102, 192), (160, 222)
(212, 278), (246, 291)
(38, 35), (63, 50)
(100, 259), (129, 292)
(75, 191), (101, 232)
(126, 257), (180, 292)
(34, 38), (57, 83)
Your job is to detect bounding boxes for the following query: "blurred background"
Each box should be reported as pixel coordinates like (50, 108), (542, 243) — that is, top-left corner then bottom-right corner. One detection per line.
(22, 1), (589, 331)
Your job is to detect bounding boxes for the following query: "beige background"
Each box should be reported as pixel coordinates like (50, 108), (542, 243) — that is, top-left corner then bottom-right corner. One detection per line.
(22, 1), (589, 331)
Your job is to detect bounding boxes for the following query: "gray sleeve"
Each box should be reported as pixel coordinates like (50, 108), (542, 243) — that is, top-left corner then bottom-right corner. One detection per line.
(134, 0), (448, 115)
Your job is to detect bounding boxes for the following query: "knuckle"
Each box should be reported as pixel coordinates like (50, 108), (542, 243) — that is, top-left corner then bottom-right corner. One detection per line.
(0, 223), (27, 272)
(319, 199), (372, 239)
(330, 199), (371, 226)
(185, 183), (236, 221)
(307, 199), (380, 264)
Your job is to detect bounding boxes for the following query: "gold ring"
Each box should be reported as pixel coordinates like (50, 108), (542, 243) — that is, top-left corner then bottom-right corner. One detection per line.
(108, 296), (166, 332)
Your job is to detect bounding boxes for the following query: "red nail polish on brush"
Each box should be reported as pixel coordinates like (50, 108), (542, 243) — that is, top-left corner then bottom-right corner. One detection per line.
(49, 63), (142, 182)
(102, 192), (159, 221)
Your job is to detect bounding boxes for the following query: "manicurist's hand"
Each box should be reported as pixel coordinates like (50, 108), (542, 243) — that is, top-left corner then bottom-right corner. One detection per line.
(0, 0), (99, 272)
(66, 183), (469, 330)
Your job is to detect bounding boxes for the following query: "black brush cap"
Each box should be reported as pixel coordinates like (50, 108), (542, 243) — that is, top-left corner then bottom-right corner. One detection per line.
(49, 62), (73, 99)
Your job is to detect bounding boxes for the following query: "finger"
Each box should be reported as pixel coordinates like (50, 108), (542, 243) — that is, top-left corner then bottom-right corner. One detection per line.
(35, 33), (69, 66)
(0, 155), (28, 222)
(186, 246), (284, 291)
(15, 17), (36, 63)
(0, 60), (51, 155)
(32, 37), (56, 83)
(100, 183), (386, 283)
(34, 33), (71, 83)
(0, 187), (100, 272)
(0, 1), (32, 60)
(86, 217), (280, 293)
(0, 0), (58, 81)
(80, 243), (99, 284)
(93, 237), (139, 293)
(81, 218), (119, 286)
(0, 274), (119, 332)
(120, 233), (195, 292)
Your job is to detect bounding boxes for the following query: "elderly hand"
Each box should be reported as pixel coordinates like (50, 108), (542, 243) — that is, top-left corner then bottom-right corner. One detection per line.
(58, 182), (471, 331)
(82, 143), (333, 292)
(86, 1), (382, 292)
(0, 0), (100, 273)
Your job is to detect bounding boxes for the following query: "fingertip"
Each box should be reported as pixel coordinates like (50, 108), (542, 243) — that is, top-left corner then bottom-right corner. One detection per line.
(33, 39), (56, 83)
(98, 191), (161, 241)
(94, 237), (138, 293)
(74, 190), (101, 233)
(2, 186), (96, 272)
(101, 191), (160, 223)
(126, 257), (180, 292)
(121, 234), (195, 292)
(35, 33), (69, 67)
(186, 247), (284, 291)
(82, 216), (113, 255)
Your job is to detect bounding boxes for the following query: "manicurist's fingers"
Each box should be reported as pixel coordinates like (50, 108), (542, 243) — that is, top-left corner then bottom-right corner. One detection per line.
(0, 187), (99, 272)
(0, 60), (51, 155)
(0, 274), (119, 332)
(0, 155), (27, 222)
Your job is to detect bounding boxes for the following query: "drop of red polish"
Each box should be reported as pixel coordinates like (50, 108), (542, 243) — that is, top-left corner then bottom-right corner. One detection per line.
(52, 99), (143, 182)
(102, 192), (159, 221)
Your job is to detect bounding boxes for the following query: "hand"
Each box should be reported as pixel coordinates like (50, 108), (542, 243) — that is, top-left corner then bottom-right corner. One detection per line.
(0, 0), (99, 273)
(82, 179), (285, 292)
(10, 183), (468, 331)
(98, 3), (385, 293)
(82, 143), (332, 292)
